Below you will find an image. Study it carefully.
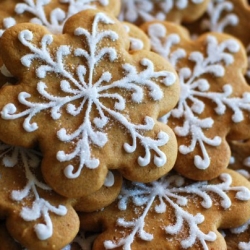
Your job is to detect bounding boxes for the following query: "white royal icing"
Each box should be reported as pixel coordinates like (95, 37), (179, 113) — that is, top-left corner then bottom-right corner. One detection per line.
(1, 13), (176, 179)
(103, 171), (114, 187)
(0, 0), (110, 35)
(119, 0), (205, 23)
(0, 142), (67, 240)
(123, 24), (144, 51)
(147, 23), (250, 170)
(104, 172), (250, 250)
(0, 64), (13, 77)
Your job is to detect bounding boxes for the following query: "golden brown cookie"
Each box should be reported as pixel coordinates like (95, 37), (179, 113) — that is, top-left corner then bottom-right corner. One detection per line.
(141, 20), (250, 181)
(79, 169), (250, 250)
(118, 0), (210, 25)
(0, 9), (179, 197)
(184, 0), (250, 83)
(0, 142), (80, 250)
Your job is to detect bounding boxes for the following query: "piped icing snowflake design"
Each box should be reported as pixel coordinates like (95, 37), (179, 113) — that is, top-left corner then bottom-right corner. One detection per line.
(0, 10), (178, 197)
(186, 0), (250, 82)
(143, 22), (250, 179)
(84, 170), (250, 250)
(0, 142), (67, 241)
(119, 0), (208, 24)
(0, 0), (112, 36)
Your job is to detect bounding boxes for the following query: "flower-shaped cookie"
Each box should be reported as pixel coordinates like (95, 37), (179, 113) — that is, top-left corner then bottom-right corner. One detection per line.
(118, 0), (210, 25)
(79, 169), (250, 250)
(0, 9), (179, 197)
(141, 21), (250, 180)
(0, 142), (80, 249)
(185, 0), (250, 82)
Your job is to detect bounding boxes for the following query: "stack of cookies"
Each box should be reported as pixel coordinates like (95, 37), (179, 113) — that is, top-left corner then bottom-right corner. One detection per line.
(1, 1), (250, 249)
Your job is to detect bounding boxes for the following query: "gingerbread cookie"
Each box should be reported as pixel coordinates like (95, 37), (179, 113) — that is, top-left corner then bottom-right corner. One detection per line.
(140, 20), (250, 180)
(185, 0), (250, 82)
(0, 9), (179, 198)
(79, 169), (250, 250)
(118, 0), (210, 25)
(0, 141), (80, 249)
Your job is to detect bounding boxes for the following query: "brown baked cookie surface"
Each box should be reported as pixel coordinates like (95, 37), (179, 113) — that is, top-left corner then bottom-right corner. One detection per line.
(79, 169), (250, 250)
(0, 9), (180, 197)
(0, 142), (80, 250)
(141, 20), (250, 181)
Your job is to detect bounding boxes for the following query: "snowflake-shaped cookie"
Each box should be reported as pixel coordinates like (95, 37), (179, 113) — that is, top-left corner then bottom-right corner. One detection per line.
(0, 141), (80, 249)
(0, 9), (179, 198)
(118, 0), (210, 25)
(79, 169), (250, 250)
(140, 21), (250, 180)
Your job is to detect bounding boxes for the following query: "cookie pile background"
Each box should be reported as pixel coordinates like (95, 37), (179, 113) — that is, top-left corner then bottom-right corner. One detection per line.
(1, 0), (250, 249)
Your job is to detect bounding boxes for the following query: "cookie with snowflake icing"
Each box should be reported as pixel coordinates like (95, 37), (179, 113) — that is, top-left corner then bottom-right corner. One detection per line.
(140, 20), (250, 181)
(78, 169), (250, 250)
(0, 0), (121, 36)
(184, 0), (250, 83)
(0, 143), (81, 249)
(0, 9), (179, 198)
(118, 0), (210, 25)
